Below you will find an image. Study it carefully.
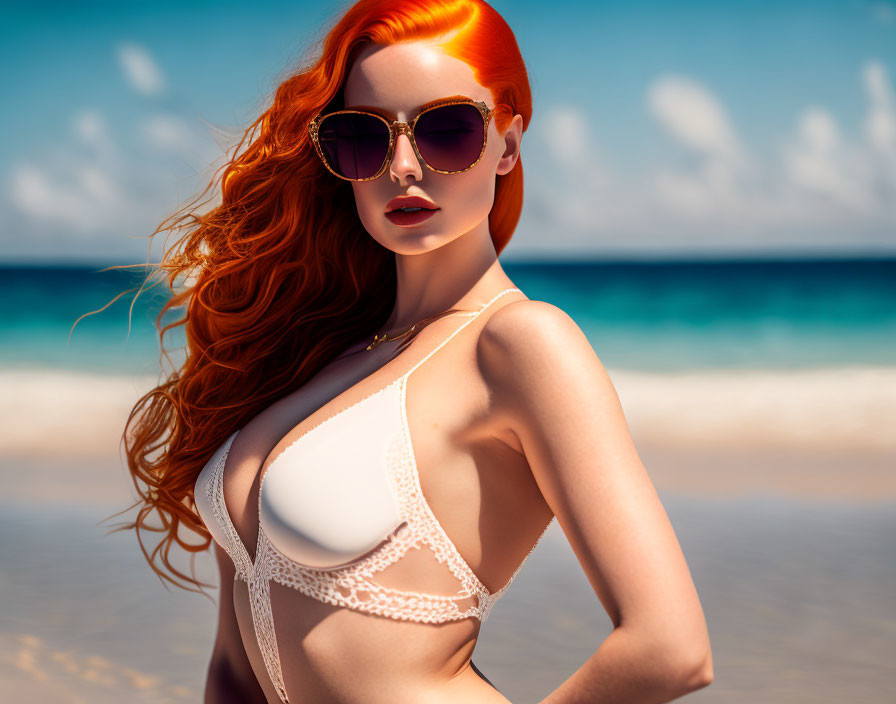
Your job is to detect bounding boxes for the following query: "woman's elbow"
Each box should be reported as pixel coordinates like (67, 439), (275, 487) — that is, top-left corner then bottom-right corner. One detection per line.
(641, 634), (713, 697)
(648, 614), (714, 694)
(671, 646), (714, 694)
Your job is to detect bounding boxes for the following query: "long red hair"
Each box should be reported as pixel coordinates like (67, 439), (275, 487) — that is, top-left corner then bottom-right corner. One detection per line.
(104, 0), (532, 593)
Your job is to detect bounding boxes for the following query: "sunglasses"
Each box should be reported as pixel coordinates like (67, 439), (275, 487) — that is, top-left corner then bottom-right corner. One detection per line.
(307, 98), (499, 181)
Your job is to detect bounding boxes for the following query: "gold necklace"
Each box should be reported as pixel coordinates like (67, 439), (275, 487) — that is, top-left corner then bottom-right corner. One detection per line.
(365, 307), (469, 351)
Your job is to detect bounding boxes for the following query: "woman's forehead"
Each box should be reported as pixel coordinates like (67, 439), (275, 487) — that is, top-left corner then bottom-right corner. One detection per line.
(343, 41), (490, 118)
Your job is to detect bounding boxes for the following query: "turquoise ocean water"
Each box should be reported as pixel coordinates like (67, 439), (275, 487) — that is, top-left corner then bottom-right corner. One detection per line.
(2, 257), (894, 374)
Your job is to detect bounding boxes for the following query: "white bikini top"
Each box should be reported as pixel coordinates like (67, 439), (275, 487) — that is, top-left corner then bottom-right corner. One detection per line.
(193, 287), (554, 703)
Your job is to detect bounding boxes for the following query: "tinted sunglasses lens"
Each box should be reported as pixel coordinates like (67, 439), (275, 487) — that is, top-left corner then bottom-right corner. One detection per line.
(414, 103), (485, 172)
(318, 112), (390, 179)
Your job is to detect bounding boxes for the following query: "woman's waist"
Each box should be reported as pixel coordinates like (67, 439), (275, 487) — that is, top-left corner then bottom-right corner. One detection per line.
(281, 663), (510, 704)
(262, 587), (494, 694)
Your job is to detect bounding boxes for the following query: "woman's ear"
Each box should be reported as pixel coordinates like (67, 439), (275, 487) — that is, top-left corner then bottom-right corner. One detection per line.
(495, 113), (523, 176)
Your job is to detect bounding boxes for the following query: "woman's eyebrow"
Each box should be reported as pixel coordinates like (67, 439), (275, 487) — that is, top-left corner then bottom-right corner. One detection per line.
(344, 94), (475, 120)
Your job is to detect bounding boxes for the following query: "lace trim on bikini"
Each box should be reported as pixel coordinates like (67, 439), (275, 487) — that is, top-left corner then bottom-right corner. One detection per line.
(206, 432), (251, 580)
(206, 434), (289, 701)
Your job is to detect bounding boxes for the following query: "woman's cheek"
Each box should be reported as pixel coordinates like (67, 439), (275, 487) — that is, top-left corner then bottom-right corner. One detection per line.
(457, 173), (497, 223)
(350, 187), (386, 239)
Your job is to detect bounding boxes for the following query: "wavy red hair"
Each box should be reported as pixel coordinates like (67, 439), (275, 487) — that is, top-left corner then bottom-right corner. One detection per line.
(103, 0), (532, 593)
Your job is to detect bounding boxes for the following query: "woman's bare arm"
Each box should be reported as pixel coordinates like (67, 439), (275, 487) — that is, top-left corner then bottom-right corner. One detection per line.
(204, 543), (268, 704)
(481, 300), (713, 704)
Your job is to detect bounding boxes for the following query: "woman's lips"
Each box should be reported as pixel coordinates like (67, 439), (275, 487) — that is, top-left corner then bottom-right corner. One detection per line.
(384, 207), (440, 227)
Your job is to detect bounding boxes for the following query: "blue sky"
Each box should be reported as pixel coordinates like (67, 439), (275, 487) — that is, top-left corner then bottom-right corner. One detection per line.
(2, 0), (895, 262)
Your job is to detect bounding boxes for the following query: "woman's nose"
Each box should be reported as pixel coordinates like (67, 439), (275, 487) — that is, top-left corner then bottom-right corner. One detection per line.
(389, 133), (423, 183)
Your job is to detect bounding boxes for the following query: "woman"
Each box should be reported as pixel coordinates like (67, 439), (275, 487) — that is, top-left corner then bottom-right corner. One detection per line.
(115, 1), (713, 702)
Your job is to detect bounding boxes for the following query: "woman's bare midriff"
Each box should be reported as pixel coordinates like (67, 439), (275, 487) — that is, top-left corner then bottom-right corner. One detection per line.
(221, 296), (552, 703)
(234, 580), (512, 702)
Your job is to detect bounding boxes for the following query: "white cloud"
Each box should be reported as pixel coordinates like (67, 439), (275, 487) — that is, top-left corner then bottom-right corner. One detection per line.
(9, 162), (123, 234)
(9, 109), (125, 235)
(526, 104), (650, 242)
(782, 106), (877, 214)
(142, 114), (196, 152)
(116, 42), (165, 96)
(646, 74), (762, 226)
(71, 108), (119, 164)
(862, 60), (896, 196)
(783, 108), (842, 193)
(550, 106), (593, 167)
(515, 60), (896, 255)
(0, 42), (229, 261)
(652, 170), (715, 219)
(6, 103), (218, 255)
(863, 61), (896, 152)
(647, 74), (746, 165)
(8, 109), (126, 234)
(4, 44), (895, 260)
(774, 59), (896, 223)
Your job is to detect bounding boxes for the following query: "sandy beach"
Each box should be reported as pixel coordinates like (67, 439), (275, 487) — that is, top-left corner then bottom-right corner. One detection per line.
(2, 366), (894, 504)
(2, 365), (895, 702)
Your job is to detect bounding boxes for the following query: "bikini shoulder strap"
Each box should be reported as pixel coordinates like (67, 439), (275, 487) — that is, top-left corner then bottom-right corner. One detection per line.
(403, 287), (522, 379)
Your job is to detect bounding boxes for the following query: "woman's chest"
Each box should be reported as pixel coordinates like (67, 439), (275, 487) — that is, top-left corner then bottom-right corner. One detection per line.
(221, 345), (506, 570)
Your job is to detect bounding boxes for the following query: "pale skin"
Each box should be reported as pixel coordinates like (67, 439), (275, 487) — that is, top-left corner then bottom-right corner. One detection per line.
(204, 38), (713, 704)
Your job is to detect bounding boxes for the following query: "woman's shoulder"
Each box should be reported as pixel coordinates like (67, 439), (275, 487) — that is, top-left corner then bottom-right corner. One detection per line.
(477, 297), (611, 405)
(479, 298), (588, 359)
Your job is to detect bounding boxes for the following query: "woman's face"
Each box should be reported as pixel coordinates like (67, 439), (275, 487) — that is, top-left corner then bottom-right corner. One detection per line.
(341, 40), (522, 255)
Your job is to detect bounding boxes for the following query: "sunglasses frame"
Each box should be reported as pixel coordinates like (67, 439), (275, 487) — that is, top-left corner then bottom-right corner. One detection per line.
(307, 98), (498, 181)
